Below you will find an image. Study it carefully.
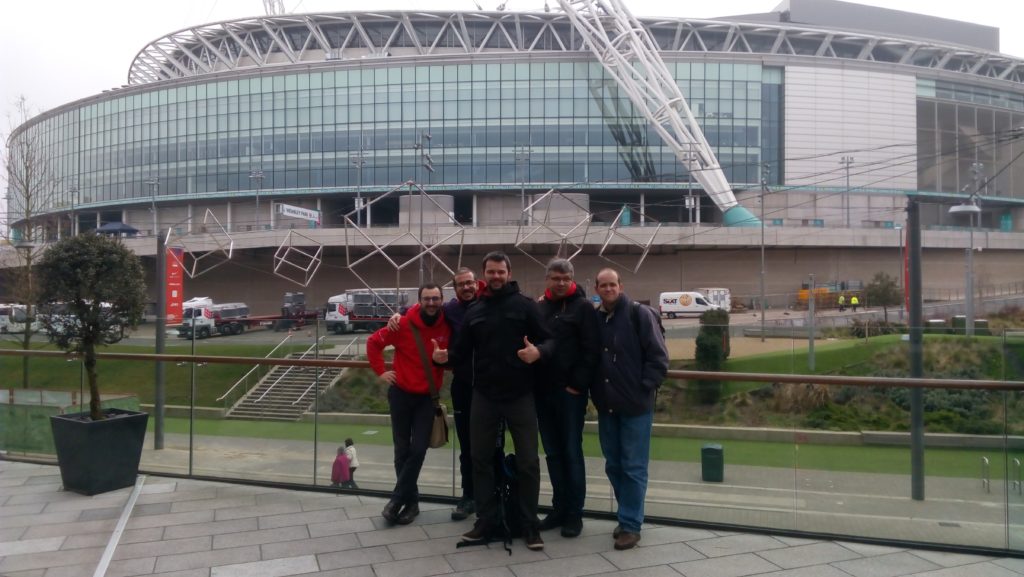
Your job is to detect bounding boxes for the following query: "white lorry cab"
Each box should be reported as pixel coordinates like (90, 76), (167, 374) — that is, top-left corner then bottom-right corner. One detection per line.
(179, 298), (251, 338)
(658, 291), (721, 318)
(324, 294), (352, 334)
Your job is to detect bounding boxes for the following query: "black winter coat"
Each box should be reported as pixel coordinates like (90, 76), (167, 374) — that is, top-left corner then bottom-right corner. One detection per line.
(537, 286), (600, 395)
(592, 295), (669, 416)
(448, 280), (550, 402)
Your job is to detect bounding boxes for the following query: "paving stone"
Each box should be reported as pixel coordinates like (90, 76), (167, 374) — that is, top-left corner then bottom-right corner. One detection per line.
(41, 495), (128, 513)
(993, 557), (1024, 573)
(633, 526), (717, 545)
(135, 488), (219, 505)
(0, 503), (46, 517)
(0, 545), (104, 573)
(106, 556), (159, 577)
(317, 545), (394, 570)
(261, 532), (361, 559)
(301, 494), (365, 511)
(671, 552), (780, 577)
(423, 519), (477, 539)
(170, 495), (258, 513)
(164, 517), (259, 540)
(0, 536), (65, 556)
(258, 506), (348, 530)
(3, 510), (82, 530)
(153, 545), (261, 573)
(112, 535), (212, 561)
(753, 565), (864, 577)
(388, 535), (465, 560)
(904, 562), (1021, 577)
(212, 524), (310, 549)
(126, 509), (215, 530)
(832, 551), (943, 577)
(307, 516), (377, 538)
(213, 501), (304, 521)
(0, 526), (27, 541)
(509, 553), (618, 577)
(687, 534), (788, 558)
(602, 541), (704, 570)
(448, 568), (515, 577)
(120, 569), (208, 577)
(755, 542), (862, 568)
(372, 554), (454, 577)
(542, 533), (618, 559)
(444, 543), (549, 573)
(356, 525), (430, 547)
(835, 541), (906, 557)
(305, 567), (376, 577)
(910, 550), (995, 567)
(590, 566), (686, 577)
(209, 554), (319, 577)
(62, 527), (165, 550)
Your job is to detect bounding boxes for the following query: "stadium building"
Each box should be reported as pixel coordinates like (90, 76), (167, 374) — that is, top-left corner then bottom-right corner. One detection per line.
(6, 0), (1024, 310)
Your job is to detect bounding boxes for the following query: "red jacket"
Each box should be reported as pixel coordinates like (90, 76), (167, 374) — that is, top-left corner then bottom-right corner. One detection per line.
(367, 303), (451, 396)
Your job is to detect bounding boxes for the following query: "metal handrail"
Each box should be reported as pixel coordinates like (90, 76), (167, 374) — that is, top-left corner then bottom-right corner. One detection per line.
(215, 333), (293, 402)
(291, 346), (354, 406)
(254, 336), (326, 404)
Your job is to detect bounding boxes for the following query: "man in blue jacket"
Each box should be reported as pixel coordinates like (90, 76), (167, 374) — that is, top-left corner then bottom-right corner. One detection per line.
(532, 258), (600, 538)
(592, 267), (669, 550)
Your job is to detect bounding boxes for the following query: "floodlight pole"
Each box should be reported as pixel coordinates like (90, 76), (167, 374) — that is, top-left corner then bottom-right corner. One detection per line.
(807, 273), (815, 372)
(760, 163), (770, 342)
(839, 156), (854, 228)
(249, 169), (265, 230)
(908, 198), (924, 500)
(414, 132), (434, 285)
(154, 229), (166, 450)
(145, 177), (159, 237)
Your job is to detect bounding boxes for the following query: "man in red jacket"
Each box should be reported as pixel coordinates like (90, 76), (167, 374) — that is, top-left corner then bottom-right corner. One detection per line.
(367, 283), (451, 525)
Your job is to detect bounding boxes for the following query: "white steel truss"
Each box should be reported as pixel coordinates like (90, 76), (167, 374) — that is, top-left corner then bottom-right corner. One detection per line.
(556, 0), (754, 225)
(129, 11), (1024, 87)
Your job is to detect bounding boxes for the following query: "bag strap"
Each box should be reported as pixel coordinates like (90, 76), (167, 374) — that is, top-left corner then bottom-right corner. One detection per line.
(409, 324), (440, 403)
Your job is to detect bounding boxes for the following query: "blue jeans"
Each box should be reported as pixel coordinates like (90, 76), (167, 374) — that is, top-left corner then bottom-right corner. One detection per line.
(597, 410), (653, 534)
(537, 386), (588, 518)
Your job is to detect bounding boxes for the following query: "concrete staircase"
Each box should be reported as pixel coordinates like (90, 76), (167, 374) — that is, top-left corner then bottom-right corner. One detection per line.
(226, 352), (347, 421)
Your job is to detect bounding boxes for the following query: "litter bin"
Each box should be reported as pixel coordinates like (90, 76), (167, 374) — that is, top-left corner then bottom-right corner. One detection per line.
(701, 443), (724, 482)
(974, 319), (990, 336)
(926, 319), (947, 334)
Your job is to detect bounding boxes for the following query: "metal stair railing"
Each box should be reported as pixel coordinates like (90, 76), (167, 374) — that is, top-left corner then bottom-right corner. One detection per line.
(254, 336), (326, 404)
(292, 337), (360, 406)
(217, 333), (294, 408)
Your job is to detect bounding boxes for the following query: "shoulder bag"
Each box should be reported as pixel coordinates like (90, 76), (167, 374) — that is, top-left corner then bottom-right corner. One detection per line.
(410, 324), (449, 448)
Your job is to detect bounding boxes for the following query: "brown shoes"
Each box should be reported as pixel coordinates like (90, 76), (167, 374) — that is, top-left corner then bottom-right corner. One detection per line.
(395, 502), (419, 525)
(613, 531), (641, 550)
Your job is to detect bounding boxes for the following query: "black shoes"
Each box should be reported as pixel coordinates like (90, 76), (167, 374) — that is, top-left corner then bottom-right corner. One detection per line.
(451, 497), (476, 521)
(525, 527), (545, 550)
(461, 520), (493, 541)
(396, 502), (420, 525)
(538, 512), (565, 531)
(561, 516), (583, 538)
(381, 499), (402, 524)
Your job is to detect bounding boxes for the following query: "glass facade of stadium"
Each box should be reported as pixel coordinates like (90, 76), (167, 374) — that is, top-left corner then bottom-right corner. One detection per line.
(23, 60), (784, 237)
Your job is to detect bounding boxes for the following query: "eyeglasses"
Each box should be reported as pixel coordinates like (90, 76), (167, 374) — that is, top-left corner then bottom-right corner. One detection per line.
(455, 280), (476, 288)
(421, 296), (443, 303)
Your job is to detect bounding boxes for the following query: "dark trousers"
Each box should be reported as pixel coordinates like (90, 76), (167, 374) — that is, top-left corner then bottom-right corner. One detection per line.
(537, 386), (589, 518)
(451, 377), (474, 499)
(388, 385), (434, 505)
(470, 391), (540, 530)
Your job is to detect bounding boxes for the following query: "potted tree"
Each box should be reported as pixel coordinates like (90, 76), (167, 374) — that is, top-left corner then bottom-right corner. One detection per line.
(36, 233), (148, 495)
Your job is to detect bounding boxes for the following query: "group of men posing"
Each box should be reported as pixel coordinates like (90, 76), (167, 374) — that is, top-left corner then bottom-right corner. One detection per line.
(366, 251), (669, 552)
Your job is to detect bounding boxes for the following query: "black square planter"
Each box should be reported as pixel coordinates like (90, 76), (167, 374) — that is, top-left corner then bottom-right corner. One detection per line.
(50, 408), (149, 496)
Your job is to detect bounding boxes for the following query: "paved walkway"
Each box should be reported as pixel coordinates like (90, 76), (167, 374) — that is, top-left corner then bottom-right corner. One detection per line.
(3, 459), (1024, 577)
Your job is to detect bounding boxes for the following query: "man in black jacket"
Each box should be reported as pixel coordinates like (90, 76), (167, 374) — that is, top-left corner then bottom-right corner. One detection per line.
(592, 267), (669, 551)
(433, 251), (550, 551)
(529, 258), (599, 538)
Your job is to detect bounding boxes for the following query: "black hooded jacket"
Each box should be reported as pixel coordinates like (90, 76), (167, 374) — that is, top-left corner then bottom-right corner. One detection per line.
(447, 280), (550, 402)
(537, 284), (600, 395)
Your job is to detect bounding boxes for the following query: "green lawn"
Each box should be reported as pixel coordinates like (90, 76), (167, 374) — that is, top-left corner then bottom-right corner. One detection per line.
(158, 416), (1018, 479)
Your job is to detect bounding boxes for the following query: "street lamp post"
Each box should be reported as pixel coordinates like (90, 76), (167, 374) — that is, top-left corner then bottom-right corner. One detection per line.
(413, 133), (434, 285)
(949, 162), (983, 337)
(515, 145), (532, 225)
(249, 169), (264, 230)
(350, 152), (366, 227)
(145, 177), (159, 236)
(839, 156), (854, 228)
(760, 163), (770, 342)
(894, 224), (904, 320)
(69, 184), (79, 237)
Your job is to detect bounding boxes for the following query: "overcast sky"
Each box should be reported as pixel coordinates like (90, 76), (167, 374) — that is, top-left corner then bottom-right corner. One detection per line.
(2, 0), (1023, 135)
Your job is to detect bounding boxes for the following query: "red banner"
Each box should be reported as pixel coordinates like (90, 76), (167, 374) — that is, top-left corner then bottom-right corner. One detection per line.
(166, 248), (184, 324)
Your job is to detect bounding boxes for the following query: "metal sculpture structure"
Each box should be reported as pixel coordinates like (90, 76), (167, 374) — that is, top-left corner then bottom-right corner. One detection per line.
(341, 181), (466, 307)
(273, 230), (324, 287)
(556, 0), (759, 227)
(597, 204), (662, 274)
(164, 209), (234, 279)
(514, 189), (592, 267)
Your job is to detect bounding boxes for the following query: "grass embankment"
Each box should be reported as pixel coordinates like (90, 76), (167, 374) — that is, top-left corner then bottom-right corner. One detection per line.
(0, 341), (305, 406)
(157, 416), (1010, 479)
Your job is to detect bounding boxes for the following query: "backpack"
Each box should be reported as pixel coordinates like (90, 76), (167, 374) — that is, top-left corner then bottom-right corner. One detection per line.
(457, 419), (519, 555)
(630, 301), (665, 338)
